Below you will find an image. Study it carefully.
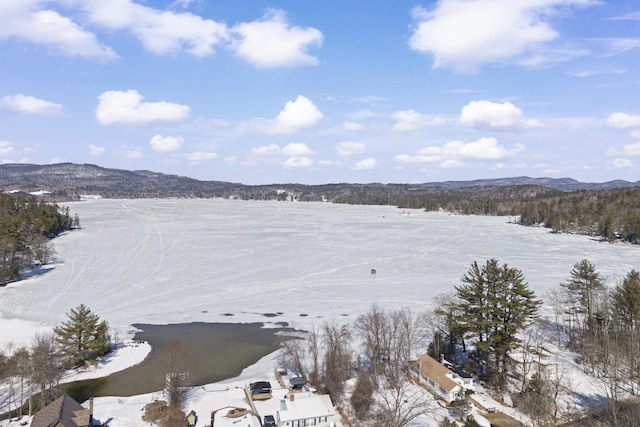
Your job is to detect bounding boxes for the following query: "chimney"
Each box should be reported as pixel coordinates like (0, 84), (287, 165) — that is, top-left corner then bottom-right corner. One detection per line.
(289, 393), (295, 402)
(440, 354), (445, 364)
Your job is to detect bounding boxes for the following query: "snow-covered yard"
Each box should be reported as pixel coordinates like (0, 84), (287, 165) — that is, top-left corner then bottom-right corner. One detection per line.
(1, 199), (638, 426)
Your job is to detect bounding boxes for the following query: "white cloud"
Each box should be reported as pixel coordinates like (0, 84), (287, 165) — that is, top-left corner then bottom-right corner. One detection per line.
(229, 9), (323, 68)
(248, 143), (315, 168)
(283, 156), (313, 168)
(396, 137), (524, 166)
(631, 130), (640, 139)
(0, 141), (16, 157)
(250, 144), (280, 156)
(441, 159), (465, 169)
(610, 142), (640, 157)
(566, 68), (627, 77)
(282, 143), (314, 156)
(408, 0), (597, 72)
(185, 151), (218, 164)
(80, 0), (228, 57)
(150, 135), (184, 153)
(170, 0), (199, 9)
(347, 109), (378, 121)
(611, 158), (634, 169)
(343, 121), (365, 132)
(2, 94), (63, 114)
(250, 143), (313, 158)
(267, 95), (323, 134)
(354, 158), (377, 170)
(612, 11), (640, 21)
(453, 137), (525, 159)
(460, 100), (541, 130)
(606, 112), (640, 129)
(355, 95), (385, 104)
(96, 90), (190, 125)
(0, 3), (117, 61)
(391, 109), (446, 131)
(517, 47), (590, 68)
(623, 143), (640, 156)
(118, 145), (144, 159)
(599, 38), (640, 56)
(336, 141), (366, 157)
(88, 144), (106, 156)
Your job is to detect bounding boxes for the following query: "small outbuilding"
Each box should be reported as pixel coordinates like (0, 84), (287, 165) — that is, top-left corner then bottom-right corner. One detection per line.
(288, 376), (308, 392)
(249, 381), (273, 400)
(186, 409), (197, 426)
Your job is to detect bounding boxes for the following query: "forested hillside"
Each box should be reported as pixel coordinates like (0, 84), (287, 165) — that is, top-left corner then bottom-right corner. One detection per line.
(335, 185), (640, 243)
(1, 163), (639, 243)
(0, 193), (75, 284)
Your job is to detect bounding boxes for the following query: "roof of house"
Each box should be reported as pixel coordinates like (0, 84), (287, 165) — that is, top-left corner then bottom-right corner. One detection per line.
(31, 394), (90, 427)
(277, 393), (336, 422)
(250, 381), (272, 391)
(413, 354), (459, 393)
(289, 377), (308, 388)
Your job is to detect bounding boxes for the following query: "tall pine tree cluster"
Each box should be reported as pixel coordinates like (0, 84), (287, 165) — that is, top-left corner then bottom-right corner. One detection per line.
(452, 259), (541, 390)
(54, 304), (110, 367)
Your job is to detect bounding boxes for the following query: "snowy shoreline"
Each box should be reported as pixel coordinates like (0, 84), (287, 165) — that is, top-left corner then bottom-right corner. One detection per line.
(2, 199), (639, 426)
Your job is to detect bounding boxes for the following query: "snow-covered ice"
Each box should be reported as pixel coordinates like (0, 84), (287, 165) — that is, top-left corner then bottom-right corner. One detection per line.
(2, 199), (638, 350)
(1, 198), (638, 426)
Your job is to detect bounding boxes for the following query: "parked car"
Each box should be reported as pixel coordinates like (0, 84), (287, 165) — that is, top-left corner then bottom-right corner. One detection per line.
(264, 415), (276, 427)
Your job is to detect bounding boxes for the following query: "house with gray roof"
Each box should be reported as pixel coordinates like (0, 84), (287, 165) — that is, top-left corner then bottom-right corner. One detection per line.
(31, 394), (93, 427)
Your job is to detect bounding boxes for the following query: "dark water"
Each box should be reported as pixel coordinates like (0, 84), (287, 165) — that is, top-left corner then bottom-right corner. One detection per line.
(64, 322), (288, 401)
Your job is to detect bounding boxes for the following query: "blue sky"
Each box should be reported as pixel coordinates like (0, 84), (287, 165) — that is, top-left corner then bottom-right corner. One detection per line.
(1, 0), (639, 185)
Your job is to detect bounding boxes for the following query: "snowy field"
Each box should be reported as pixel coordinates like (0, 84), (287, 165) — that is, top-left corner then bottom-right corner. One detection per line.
(2, 198), (640, 426)
(1, 198), (639, 351)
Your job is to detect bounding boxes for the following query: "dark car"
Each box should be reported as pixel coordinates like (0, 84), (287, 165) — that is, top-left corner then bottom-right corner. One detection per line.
(263, 415), (276, 427)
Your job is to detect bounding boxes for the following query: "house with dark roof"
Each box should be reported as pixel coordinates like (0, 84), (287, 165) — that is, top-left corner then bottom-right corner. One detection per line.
(249, 381), (273, 400)
(409, 354), (474, 404)
(31, 394), (93, 427)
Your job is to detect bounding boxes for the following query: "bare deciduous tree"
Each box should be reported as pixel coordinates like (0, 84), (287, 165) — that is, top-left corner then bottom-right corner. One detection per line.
(322, 322), (352, 402)
(350, 369), (375, 420)
(10, 347), (31, 416)
(279, 332), (307, 377)
(372, 378), (435, 427)
(306, 325), (321, 388)
(545, 288), (569, 348)
(518, 319), (546, 393)
(30, 332), (65, 409)
(355, 304), (389, 384)
(164, 340), (189, 410)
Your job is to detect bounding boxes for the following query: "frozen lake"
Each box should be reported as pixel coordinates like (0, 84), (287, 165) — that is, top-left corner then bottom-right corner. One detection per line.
(1, 198), (639, 349)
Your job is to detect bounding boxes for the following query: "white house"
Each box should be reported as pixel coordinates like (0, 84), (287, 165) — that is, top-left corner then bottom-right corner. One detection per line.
(410, 354), (474, 404)
(275, 392), (337, 427)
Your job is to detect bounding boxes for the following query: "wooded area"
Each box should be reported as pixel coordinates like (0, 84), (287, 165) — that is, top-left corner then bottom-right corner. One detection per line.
(335, 185), (640, 244)
(0, 193), (75, 285)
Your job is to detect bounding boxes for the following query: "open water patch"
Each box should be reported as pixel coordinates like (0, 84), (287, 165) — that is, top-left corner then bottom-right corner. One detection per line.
(68, 322), (289, 399)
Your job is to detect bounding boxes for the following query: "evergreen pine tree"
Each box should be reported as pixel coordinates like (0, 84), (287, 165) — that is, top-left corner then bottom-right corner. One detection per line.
(455, 259), (541, 390)
(561, 259), (604, 332)
(54, 304), (110, 367)
(611, 270), (640, 392)
(612, 270), (640, 328)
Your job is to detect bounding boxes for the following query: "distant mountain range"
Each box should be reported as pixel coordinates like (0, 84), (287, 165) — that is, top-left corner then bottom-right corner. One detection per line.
(0, 163), (638, 201)
(419, 176), (640, 191)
